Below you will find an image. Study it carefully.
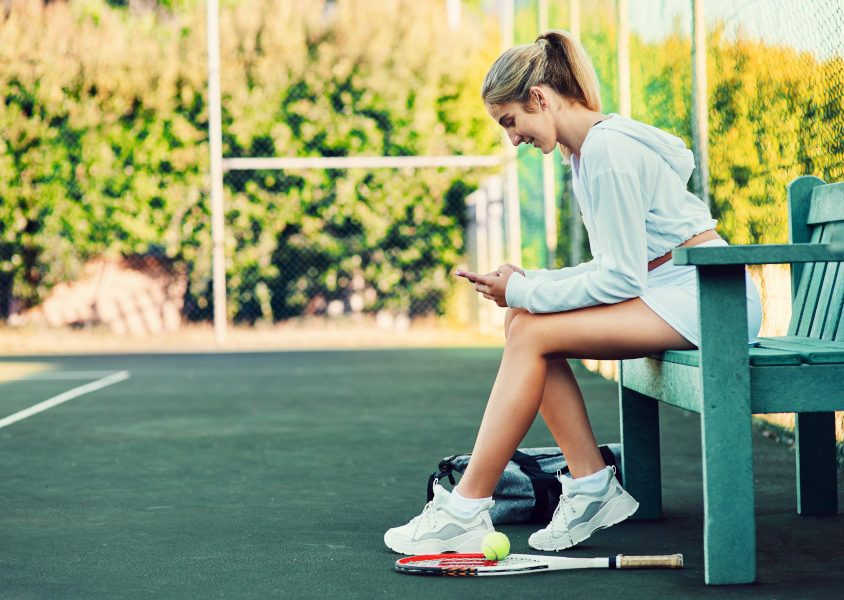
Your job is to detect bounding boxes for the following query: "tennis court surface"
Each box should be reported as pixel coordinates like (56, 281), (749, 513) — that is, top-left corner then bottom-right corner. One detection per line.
(0, 349), (841, 599)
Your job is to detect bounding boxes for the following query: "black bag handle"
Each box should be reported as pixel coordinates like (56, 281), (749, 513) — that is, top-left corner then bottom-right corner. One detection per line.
(510, 451), (563, 523)
(427, 458), (457, 503)
(599, 446), (623, 486)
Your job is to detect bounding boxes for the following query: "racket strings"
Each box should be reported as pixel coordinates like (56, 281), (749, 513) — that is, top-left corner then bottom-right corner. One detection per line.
(437, 558), (497, 567)
(409, 556), (537, 568)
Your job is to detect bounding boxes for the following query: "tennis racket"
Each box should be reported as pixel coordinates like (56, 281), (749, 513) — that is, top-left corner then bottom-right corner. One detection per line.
(395, 553), (683, 577)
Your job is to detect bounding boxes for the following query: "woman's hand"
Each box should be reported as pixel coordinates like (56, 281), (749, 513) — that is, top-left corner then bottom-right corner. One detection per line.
(455, 264), (522, 307)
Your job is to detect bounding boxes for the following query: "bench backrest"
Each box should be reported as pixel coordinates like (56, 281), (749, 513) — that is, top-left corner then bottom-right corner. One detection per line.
(787, 177), (844, 340)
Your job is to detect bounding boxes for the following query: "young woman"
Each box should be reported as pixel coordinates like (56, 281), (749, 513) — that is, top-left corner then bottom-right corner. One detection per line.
(384, 30), (763, 555)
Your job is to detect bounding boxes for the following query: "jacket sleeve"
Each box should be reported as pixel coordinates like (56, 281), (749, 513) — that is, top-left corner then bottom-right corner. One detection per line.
(505, 170), (649, 313)
(522, 259), (601, 282)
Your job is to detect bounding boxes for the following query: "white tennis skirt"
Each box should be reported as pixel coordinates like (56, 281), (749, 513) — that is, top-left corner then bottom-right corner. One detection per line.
(640, 240), (763, 347)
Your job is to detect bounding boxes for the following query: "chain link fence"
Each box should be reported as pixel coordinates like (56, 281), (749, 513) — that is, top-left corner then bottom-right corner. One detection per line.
(219, 163), (489, 326)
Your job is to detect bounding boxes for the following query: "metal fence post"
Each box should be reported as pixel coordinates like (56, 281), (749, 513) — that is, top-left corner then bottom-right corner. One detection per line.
(569, 0), (582, 267)
(446, 0), (461, 30)
(692, 0), (710, 207)
(617, 0), (631, 118)
(500, 0), (522, 267)
(539, 0), (558, 270)
(207, 0), (226, 344)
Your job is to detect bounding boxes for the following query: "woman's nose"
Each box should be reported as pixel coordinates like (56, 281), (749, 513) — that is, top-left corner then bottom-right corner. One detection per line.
(510, 133), (523, 146)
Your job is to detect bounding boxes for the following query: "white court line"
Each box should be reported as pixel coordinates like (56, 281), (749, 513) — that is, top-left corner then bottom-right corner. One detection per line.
(0, 371), (131, 430)
(0, 371), (123, 381)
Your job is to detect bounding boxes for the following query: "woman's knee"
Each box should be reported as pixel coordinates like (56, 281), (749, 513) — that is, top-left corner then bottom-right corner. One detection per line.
(504, 307), (528, 339)
(505, 311), (543, 347)
(506, 312), (563, 359)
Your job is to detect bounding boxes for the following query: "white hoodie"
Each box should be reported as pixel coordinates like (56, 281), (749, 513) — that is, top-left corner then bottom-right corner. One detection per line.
(505, 114), (717, 313)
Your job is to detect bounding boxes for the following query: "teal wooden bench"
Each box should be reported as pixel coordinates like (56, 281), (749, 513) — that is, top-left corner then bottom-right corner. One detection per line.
(618, 175), (844, 585)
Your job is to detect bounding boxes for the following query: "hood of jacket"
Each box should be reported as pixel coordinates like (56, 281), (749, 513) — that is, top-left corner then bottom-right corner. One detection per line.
(591, 114), (696, 185)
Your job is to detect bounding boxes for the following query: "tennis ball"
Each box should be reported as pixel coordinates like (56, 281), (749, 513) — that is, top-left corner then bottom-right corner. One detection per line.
(482, 531), (510, 561)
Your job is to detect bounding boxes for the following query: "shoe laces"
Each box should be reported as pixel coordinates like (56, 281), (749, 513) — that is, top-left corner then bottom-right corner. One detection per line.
(550, 470), (573, 551)
(422, 500), (439, 527)
(409, 494), (439, 538)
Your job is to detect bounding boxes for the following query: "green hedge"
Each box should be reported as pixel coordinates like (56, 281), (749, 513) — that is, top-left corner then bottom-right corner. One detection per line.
(0, 0), (498, 321)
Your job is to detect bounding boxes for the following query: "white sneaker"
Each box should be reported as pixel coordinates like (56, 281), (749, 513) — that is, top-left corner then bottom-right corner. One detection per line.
(384, 482), (495, 555)
(528, 466), (638, 551)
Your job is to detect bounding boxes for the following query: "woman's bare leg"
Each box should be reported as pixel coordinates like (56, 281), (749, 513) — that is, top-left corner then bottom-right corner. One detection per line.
(539, 358), (605, 478)
(456, 298), (694, 499)
(503, 308), (604, 478)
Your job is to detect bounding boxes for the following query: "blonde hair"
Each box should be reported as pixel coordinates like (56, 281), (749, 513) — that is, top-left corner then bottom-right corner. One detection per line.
(481, 30), (601, 163)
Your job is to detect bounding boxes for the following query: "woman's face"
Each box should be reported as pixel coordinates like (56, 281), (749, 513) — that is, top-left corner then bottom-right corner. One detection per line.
(488, 99), (557, 154)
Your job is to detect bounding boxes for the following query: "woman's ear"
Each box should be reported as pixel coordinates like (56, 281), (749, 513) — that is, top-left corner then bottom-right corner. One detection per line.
(530, 86), (549, 111)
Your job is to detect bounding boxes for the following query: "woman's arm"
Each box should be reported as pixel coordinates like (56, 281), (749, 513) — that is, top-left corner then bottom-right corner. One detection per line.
(505, 170), (649, 313)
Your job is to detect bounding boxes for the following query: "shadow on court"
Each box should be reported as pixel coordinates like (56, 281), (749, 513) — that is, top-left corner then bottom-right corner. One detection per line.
(0, 350), (840, 599)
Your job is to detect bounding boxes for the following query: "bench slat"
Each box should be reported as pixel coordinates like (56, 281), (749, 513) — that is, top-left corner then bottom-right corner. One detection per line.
(837, 301), (844, 342)
(821, 264), (844, 341)
(748, 348), (805, 366)
(750, 364), (844, 413)
(758, 335), (844, 348)
(654, 347), (802, 367)
(809, 261), (840, 339)
(655, 350), (699, 367)
(797, 226), (832, 336)
(788, 226), (825, 335)
(797, 261), (826, 336)
(807, 182), (844, 224)
(756, 338), (844, 364)
(789, 176), (826, 288)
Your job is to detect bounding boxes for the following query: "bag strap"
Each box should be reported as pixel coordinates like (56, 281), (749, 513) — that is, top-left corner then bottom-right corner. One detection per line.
(510, 450), (563, 523)
(598, 445), (624, 486)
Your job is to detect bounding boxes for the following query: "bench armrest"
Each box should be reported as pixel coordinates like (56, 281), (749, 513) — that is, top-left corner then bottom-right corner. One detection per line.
(672, 243), (843, 266)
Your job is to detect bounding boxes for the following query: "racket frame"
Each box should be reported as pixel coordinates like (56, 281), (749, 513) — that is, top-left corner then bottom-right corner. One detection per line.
(394, 552), (683, 577)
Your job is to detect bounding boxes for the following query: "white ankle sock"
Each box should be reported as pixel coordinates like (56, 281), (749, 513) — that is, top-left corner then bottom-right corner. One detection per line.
(566, 467), (611, 494)
(446, 488), (491, 518)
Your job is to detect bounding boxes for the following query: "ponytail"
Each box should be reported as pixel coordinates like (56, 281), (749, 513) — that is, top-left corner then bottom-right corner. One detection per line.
(481, 30), (601, 162)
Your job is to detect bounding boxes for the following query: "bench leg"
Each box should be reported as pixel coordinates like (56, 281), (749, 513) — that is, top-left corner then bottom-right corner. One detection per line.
(700, 406), (755, 584)
(697, 264), (755, 585)
(796, 411), (838, 515)
(619, 377), (662, 520)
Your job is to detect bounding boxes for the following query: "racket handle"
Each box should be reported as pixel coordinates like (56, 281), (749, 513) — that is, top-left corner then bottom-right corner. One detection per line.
(615, 554), (683, 569)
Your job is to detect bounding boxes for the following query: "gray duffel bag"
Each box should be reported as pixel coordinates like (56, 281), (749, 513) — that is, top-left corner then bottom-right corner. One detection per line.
(426, 444), (623, 525)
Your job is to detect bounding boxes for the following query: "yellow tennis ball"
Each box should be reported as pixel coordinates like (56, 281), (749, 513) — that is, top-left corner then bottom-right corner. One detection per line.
(482, 532), (510, 561)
